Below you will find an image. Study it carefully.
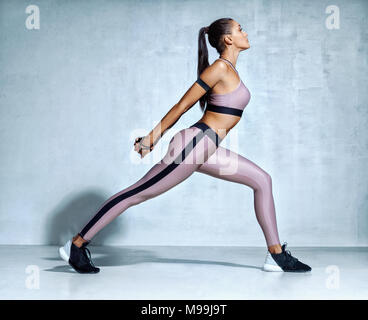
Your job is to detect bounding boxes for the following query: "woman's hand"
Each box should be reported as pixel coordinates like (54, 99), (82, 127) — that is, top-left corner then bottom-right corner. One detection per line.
(134, 136), (154, 159)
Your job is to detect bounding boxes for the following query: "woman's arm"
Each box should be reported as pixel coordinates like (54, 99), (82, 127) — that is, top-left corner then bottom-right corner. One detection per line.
(137, 60), (226, 152)
(145, 103), (187, 147)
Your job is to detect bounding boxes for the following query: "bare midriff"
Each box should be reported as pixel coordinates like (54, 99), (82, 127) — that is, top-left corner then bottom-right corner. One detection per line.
(198, 111), (241, 140)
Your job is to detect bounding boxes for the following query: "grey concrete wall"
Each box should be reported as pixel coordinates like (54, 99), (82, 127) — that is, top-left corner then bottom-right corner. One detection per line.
(0, 0), (367, 246)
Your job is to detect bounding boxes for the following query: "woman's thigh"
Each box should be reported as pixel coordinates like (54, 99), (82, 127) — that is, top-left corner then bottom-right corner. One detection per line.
(96, 123), (222, 207)
(136, 124), (221, 200)
(195, 146), (271, 189)
(79, 123), (222, 239)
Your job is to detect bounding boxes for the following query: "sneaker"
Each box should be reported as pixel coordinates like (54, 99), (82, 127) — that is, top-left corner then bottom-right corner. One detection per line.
(263, 242), (312, 272)
(59, 239), (100, 274)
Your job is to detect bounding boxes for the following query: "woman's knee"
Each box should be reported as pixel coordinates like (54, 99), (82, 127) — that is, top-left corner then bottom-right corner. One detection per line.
(264, 171), (272, 183)
(252, 171), (272, 191)
(261, 171), (272, 190)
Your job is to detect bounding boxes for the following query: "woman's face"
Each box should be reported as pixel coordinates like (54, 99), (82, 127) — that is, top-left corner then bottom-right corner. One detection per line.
(230, 20), (250, 50)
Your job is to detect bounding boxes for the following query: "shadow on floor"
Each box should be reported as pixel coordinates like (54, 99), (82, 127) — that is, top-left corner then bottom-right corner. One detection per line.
(45, 189), (123, 246)
(43, 246), (263, 272)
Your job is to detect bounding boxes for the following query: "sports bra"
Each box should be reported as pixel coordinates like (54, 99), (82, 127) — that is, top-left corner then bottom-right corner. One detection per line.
(195, 58), (251, 117)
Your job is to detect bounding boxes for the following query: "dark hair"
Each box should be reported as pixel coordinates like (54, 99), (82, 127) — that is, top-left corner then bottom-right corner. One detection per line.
(198, 17), (234, 112)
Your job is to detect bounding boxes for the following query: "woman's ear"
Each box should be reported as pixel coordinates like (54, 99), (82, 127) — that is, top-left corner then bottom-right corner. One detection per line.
(223, 34), (234, 45)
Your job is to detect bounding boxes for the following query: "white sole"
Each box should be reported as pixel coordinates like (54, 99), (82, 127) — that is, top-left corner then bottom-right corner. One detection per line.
(263, 263), (283, 272)
(59, 240), (71, 262)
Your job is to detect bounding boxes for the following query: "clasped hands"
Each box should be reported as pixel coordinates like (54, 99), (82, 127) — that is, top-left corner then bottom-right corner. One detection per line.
(134, 136), (154, 158)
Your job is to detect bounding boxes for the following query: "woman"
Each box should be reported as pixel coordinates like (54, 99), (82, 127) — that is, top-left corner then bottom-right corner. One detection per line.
(59, 18), (311, 274)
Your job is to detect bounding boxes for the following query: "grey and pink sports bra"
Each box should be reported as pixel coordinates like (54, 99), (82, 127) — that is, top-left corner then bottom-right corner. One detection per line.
(196, 58), (251, 117)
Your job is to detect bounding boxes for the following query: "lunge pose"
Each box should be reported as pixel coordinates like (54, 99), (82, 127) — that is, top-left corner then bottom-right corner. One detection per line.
(59, 18), (311, 274)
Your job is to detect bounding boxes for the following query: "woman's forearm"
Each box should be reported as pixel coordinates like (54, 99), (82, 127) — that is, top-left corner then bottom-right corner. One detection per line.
(146, 103), (188, 147)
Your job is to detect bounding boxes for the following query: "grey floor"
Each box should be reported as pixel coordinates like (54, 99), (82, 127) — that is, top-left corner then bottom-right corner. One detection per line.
(0, 245), (367, 300)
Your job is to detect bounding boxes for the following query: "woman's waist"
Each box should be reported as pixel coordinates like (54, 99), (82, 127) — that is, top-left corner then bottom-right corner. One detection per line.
(199, 113), (239, 137)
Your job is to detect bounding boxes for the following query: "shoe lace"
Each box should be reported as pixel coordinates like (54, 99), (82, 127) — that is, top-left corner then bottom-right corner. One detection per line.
(283, 242), (298, 267)
(82, 247), (97, 268)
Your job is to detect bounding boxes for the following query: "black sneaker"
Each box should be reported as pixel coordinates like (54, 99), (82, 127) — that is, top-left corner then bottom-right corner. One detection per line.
(59, 239), (100, 274)
(263, 242), (312, 272)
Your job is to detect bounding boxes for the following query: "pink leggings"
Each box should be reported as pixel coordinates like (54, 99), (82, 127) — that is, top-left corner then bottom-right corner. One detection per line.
(79, 122), (280, 247)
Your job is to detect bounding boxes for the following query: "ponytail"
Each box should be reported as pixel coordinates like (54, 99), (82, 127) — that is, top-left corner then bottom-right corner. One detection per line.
(198, 26), (210, 112)
(196, 18), (234, 113)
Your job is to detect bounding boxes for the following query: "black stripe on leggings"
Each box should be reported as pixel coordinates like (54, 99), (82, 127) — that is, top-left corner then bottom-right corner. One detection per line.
(80, 128), (207, 237)
(190, 121), (220, 147)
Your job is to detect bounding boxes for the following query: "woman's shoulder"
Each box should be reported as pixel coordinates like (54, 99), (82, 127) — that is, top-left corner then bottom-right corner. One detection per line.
(208, 59), (228, 74)
(212, 58), (227, 68)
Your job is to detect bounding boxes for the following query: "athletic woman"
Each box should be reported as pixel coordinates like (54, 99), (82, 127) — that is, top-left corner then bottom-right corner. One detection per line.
(59, 18), (311, 274)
